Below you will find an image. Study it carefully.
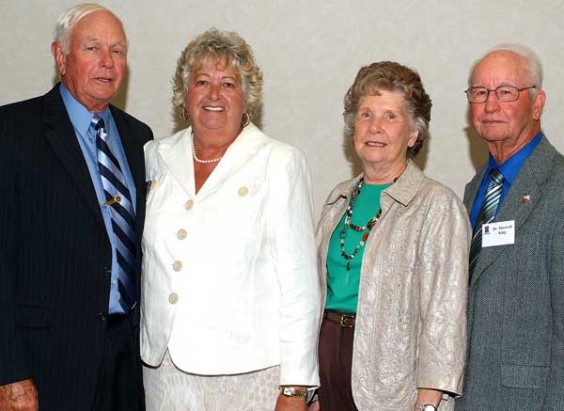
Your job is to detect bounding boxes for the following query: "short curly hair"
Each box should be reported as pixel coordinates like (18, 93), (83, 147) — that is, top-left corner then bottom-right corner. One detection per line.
(172, 28), (263, 124)
(343, 61), (432, 158)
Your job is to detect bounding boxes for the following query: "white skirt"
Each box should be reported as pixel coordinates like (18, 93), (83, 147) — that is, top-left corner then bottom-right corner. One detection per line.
(144, 350), (280, 411)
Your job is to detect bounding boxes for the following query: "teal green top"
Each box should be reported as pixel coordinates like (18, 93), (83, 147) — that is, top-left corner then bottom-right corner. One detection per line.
(325, 182), (390, 313)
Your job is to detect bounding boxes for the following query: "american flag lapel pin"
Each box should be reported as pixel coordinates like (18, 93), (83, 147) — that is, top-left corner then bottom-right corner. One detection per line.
(521, 194), (531, 205)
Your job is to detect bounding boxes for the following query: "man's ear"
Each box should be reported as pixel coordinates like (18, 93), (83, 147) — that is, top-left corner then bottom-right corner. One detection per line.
(51, 42), (66, 76)
(532, 89), (546, 121)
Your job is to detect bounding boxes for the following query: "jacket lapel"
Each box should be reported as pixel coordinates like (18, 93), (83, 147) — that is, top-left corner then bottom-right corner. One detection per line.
(463, 166), (486, 213)
(469, 137), (552, 288)
(43, 85), (105, 230)
(196, 124), (266, 201)
(158, 124), (268, 200)
(158, 128), (196, 195)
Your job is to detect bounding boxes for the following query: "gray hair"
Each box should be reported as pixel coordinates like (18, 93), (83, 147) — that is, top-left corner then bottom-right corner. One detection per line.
(172, 28), (263, 123)
(54, 3), (123, 54)
(470, 44), (543, 96)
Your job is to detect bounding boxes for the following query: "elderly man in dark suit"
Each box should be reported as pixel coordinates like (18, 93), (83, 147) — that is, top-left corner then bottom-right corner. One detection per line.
(456, 44), (564, 410)
(0, 3), (152, 410)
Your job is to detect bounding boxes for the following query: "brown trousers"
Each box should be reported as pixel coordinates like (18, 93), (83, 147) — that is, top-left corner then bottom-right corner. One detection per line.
(318, 315), (358, 411)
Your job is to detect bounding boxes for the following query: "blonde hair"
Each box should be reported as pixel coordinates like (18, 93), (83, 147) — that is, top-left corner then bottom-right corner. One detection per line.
(172, 28), (263, 123)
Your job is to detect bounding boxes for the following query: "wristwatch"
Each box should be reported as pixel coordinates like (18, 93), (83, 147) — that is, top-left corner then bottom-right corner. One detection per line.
(415, 402), (438, 411)
(279, 386), (315, 402)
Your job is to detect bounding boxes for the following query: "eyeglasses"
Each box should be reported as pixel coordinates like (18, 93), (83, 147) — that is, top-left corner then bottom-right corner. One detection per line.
(465, 85), (536, 103)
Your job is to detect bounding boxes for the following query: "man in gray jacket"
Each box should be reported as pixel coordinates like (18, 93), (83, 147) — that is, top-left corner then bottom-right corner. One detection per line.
(457, 44), (564, 410)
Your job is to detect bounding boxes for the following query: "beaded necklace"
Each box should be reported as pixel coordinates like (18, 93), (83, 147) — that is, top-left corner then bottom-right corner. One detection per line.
(339, 177), (382, 271)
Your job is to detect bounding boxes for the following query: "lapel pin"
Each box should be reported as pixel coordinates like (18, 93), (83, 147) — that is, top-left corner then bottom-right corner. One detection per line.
(520, 194), (531, 205)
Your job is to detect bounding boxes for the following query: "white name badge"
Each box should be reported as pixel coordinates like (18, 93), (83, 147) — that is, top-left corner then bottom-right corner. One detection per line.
(481, 220), (515, 248)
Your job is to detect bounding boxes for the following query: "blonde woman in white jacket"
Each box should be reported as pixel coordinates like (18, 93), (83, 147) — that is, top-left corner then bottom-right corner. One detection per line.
(140, 28), (320, 411)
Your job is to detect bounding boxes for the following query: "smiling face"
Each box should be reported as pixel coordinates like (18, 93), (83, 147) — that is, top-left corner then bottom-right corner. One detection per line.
(52, 10), (127, 113)
(470, 51), (545, 161)
(185, 57), (247, 144)
(353, 90), (418, 179)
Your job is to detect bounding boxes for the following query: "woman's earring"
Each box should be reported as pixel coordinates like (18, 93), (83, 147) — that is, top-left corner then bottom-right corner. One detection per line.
(241, 112), (251, 128)
(182, 107), (189, 122)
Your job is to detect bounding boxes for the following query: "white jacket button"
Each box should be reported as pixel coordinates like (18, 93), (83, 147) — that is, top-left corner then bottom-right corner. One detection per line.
(177, 229), (187, 240)
(168, 292), (178, 304)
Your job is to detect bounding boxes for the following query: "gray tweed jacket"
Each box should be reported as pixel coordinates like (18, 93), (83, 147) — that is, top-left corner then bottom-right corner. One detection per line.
(456, 135), (564, 411)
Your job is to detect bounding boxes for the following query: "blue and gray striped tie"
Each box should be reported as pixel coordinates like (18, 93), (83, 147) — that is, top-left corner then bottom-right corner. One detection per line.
(469, 168), (504, 274)
(93, 116), (137, 312)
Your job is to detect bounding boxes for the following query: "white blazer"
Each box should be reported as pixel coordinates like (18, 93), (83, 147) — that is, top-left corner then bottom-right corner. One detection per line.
(140, 124), (320, 385)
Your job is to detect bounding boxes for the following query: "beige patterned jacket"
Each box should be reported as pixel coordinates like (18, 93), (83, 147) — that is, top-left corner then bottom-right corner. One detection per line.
(316, 161), (470, 410)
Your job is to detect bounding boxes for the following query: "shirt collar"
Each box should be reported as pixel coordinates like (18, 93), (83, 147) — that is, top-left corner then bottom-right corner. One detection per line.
(59, 83), (110, 139)
(487, 131), (543, 184)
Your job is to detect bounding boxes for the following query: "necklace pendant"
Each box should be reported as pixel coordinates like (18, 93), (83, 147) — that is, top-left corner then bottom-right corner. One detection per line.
(346, 261), (351, 271)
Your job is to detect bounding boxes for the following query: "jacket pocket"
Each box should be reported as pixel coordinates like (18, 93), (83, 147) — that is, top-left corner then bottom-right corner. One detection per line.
(501, 364), (548, 389)
(16, 304), (52, 329)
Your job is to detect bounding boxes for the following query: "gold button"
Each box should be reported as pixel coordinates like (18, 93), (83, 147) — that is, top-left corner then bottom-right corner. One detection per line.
(185, 200), (194, 210)
(177, 229), (187, 240)
(238, 186), (249, 197)
(168, 292), (178, 304)
(172, 260), (183, 271)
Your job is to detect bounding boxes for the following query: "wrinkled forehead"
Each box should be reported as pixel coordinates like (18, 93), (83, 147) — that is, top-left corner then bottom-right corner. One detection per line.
(70, 10), (126, 44)
(472, 51), (529, 85)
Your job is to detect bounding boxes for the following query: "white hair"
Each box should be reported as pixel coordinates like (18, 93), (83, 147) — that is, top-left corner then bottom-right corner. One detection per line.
(470, 44), (543, 96)
(54, 3), (123, 54)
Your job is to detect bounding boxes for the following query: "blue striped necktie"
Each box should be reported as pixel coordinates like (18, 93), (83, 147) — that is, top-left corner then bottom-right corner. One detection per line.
(469, 168), (504, 274)
(93, 116), (137, 312)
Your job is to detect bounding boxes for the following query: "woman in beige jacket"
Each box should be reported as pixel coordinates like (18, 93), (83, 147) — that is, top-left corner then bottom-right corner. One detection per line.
(315, 62), (470, 411)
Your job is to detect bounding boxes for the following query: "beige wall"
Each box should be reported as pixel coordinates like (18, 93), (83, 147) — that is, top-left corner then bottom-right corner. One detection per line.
(2, 0), (564, 217)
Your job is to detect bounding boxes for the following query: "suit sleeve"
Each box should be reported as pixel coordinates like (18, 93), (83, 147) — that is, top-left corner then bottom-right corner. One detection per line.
(542, 214), (564, 409)
(0, 110), (31, 385)
(267, 145), (321, 386)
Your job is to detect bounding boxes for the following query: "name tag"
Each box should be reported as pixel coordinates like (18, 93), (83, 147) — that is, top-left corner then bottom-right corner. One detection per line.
(482, 220), (515, 247)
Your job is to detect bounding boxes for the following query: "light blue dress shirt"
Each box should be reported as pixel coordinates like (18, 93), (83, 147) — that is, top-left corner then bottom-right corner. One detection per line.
(60, 84), (137, 314)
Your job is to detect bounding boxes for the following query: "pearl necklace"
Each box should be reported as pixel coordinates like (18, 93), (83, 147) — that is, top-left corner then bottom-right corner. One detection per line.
(191, 134), (223, 164)
(339, 177), (382, 271)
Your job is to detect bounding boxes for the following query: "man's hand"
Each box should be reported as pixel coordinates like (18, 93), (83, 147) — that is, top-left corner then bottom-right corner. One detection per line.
(275, 393), (307, 411)
(0, 379), (38, 411)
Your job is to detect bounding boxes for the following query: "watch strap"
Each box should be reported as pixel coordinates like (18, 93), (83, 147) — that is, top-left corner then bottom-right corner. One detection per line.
(279, 386), (316, 402)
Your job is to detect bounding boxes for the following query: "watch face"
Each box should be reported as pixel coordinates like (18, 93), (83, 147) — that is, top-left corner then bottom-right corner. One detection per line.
(423, 405), (437, 411)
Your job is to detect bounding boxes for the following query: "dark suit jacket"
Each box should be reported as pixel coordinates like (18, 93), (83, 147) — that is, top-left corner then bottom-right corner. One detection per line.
(456, 136), (564, 411)
(0, 84), (152, 410)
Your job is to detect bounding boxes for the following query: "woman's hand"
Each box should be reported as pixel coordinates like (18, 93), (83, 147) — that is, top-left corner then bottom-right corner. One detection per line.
(275, 394), (307, 411)
(413, 388), (443, 410)
(308, 399), (320, 411)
